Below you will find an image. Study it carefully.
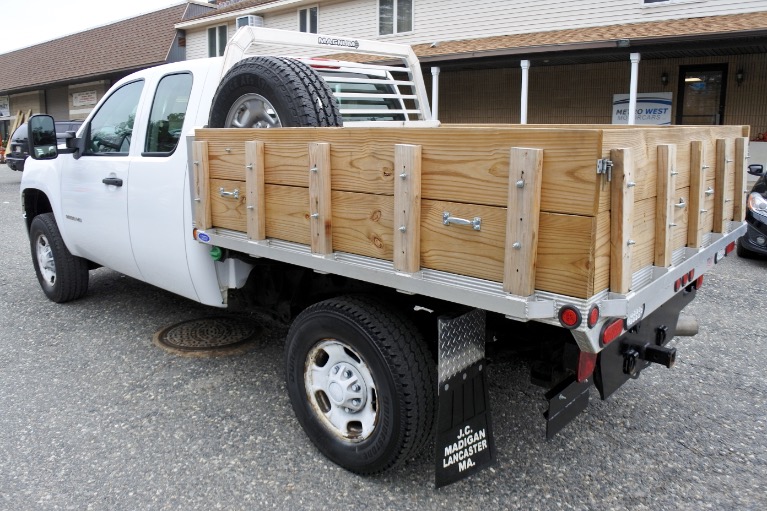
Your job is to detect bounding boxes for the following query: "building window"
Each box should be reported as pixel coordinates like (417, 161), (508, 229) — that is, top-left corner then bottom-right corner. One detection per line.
(299, 6), (318, 33)
(207, 25), (228, 57)
(379, 0), (413, 35)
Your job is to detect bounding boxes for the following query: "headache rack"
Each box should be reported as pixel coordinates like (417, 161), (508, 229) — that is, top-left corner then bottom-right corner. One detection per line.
(221, 26), (436, 126)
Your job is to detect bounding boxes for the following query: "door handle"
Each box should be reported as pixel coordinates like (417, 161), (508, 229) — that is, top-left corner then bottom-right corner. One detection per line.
(102, 177), (123, 187)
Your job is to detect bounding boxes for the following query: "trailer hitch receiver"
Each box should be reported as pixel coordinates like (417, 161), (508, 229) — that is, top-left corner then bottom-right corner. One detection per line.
(624, 343), (676, 377)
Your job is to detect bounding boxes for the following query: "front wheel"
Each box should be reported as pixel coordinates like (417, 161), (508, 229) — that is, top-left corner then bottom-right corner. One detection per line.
(29, 213), (89, 303)
(285, 296), (435, 475)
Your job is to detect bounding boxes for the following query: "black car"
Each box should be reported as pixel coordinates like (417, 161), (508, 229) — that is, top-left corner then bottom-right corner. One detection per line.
(738, 163), (767, 257)
(6, 120), (82, 171)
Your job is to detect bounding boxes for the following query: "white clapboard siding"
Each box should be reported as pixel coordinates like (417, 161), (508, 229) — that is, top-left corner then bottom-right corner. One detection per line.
(182, 0), (767, 60)
(397, 0), (767, 47)
(186, 21), (236, 60)
(234, 1), (377, 58)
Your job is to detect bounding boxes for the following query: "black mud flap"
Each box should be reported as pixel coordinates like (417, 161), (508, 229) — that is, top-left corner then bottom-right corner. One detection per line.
(543, 375), (591, 440)
(434, 309), (496, 488)
(594, 287), (696, 400)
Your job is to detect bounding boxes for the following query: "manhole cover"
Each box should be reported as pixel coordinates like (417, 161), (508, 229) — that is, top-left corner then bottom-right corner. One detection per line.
(153, 315), (265, 357)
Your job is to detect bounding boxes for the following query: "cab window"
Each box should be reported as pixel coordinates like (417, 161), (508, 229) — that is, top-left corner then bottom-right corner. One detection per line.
(86, 80), (143, 155)
(144, 73), (193, 156)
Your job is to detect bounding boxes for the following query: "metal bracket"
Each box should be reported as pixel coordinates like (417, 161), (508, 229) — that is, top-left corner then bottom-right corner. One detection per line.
(597, 158), (613, 182)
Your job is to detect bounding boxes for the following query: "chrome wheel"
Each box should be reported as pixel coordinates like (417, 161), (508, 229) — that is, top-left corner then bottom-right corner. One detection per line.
(304, 339), (377, 441)
(36, 233), (56, 288)
(224, 93), (282, 128)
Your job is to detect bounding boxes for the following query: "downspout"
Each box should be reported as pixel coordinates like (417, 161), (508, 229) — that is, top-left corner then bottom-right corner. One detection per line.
(628, 53), (640, 125)
(520, 60), (530, 124)
(431, 67), (440, 121)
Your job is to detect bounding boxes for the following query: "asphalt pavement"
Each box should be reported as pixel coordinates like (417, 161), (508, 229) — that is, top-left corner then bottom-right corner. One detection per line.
(1, 163), (765, 510)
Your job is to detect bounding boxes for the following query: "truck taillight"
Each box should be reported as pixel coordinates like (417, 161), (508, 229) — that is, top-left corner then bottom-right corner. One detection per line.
(577, 351), (597, 382)
(558, 306), (582, 329)
(725, 241), (736, 255)
(587, 305), (600, 329)
(674, 269), (696, 292)
(600, 318), (623, 347)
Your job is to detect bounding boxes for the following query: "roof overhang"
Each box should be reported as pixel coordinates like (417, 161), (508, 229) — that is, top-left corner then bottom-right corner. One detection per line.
(419, 31), (767, 71)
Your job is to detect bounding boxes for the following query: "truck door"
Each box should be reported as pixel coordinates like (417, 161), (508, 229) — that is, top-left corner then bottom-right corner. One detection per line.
(60, 80), (144, 279)
(127, 72), (202, 301)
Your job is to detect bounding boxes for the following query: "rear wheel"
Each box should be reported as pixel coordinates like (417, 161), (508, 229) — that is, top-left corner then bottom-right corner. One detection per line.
(208, 56), (342, 129)
(285, 296), (435, 474)
(29, 213), (89, 303)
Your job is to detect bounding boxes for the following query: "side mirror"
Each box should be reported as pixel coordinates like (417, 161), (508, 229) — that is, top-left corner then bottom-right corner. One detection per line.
(748, 164), (764, 176)
(28, 115), (58, 160)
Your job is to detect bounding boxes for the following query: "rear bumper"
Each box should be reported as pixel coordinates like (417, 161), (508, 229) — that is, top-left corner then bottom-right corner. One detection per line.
(593, 288), (696, 400)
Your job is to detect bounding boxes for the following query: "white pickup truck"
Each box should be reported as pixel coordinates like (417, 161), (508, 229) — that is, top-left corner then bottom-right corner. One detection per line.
(20, 27), (747, 487)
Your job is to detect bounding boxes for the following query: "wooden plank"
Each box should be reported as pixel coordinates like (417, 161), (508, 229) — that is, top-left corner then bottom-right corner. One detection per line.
(687, 141), (706, 248)
(210, 178), (246, 231)
(713, 139), (731, 233)
(610, 148), (634, 294)
(592, 211), (611, 295)
(192, 141), (212, 230)
(251, 187), (597, 298)
(734, 137), (748, 221)
(266, 187), (395, 261)
(3, 111), (24, 156)
(245, 141), (265, 241)
(265, 184), (310, 244)
(393, 144), (422, 273)
(309, 142), (332, 255)
(504, 147), (543, 296)
(421, 200), (506, 283)
(654, 144), (676, 268)
(537, 212), (598, 299)
(196, 127), (603, 216)
(332, 191), (394, 260)
(631, 197), (656, 272)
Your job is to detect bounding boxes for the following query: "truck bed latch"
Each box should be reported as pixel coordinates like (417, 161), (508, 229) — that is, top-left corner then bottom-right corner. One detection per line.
(597, 158), (613, 182)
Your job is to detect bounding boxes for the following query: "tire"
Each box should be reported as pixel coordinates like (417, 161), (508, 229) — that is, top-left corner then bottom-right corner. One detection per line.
(736, 237), (753, 259)
(285, 296), (436, 475)
(209, 56), (342, 129)
(29, 213), (89, 303)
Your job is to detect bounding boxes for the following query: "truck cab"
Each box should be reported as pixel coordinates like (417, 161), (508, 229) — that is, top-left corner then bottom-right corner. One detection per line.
(22, 58), (227, 306)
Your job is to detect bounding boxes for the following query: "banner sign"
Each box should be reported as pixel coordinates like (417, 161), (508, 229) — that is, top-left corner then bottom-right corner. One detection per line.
(612, 92), (672, 125)
(73, 90), (98, 107)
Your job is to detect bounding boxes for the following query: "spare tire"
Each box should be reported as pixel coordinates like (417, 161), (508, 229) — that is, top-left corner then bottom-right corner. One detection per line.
(209, 56), (342, 128)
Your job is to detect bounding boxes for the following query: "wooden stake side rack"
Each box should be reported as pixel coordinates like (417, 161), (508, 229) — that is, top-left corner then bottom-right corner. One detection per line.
(192, 124), (748, 302)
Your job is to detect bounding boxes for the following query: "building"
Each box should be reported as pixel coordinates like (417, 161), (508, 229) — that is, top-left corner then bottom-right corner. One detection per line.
(0, 2), (214, 145)
(4, 0), (767, 149)
(176, 0), (767, 141)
